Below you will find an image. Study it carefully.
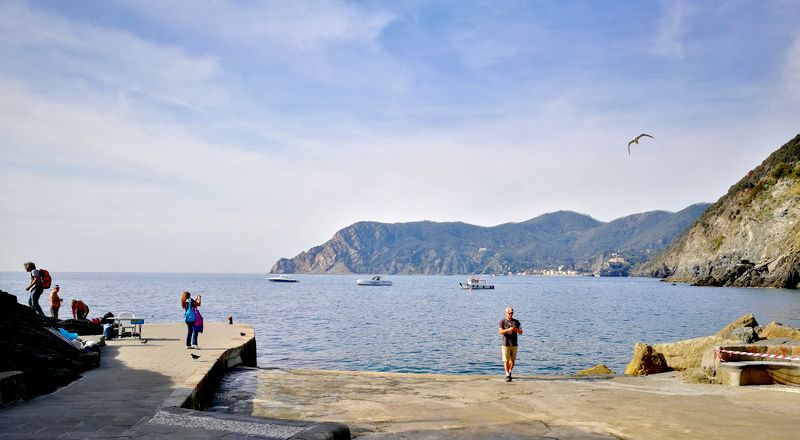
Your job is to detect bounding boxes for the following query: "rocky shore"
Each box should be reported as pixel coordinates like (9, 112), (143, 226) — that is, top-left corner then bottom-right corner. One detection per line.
(623, 312), (800, 384)
(0, 290), (100, 405)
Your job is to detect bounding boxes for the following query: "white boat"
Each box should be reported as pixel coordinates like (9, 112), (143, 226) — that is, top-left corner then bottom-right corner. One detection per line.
(357, 275), (392, 286)
(268, 275), (299, 283)
(459, 277), (494, 290)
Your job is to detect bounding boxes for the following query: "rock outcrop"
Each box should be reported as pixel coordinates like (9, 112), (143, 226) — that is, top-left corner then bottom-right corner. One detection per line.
(272, 205), (709, 275)
(628, 313), (800, 382)
(0, 290), (99, 401)
(624, 343), (670, 375)
(715, 313), (759, 338)
(758, 321), (800, 340)
(653, 335), (739, 370)
(637, 134), (800, 288)
(577, 364), (615, 375)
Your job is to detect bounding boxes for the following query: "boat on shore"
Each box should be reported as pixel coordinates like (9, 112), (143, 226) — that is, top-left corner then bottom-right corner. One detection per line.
(459, 277), (494, 290)
(268, 275), (299, 283)
(357, 275), (392, 286)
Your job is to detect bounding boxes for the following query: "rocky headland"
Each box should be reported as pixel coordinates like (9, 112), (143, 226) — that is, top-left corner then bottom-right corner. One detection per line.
(637, 134), (800, 288)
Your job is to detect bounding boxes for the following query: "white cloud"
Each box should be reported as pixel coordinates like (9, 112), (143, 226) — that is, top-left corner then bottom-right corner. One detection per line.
(120, 0), (394, 51)
(652, 0), (695, 59)
(1, 1), (799, 272)
(0, 2), (230, 114)
(784, 36), (800, 101)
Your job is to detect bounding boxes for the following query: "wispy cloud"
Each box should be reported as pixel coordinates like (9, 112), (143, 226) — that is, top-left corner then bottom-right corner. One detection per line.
(652, 0), (695, 59)
(784, 35), (800, 102)
(1, 1), (799, 272)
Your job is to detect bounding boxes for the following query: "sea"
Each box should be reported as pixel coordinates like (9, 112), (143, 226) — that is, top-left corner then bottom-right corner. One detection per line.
(4, 272), (800, 376)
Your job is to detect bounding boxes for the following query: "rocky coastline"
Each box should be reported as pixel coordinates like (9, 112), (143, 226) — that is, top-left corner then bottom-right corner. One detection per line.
(0, 290), (100, 405)
(622, 312), (800, 384)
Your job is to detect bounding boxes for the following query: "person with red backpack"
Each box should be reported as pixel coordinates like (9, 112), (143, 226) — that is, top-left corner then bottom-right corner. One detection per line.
(24, 261), (48, 316)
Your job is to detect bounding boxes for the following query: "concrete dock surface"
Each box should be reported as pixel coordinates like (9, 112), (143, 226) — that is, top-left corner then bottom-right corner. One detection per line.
(3, 322), (800, 439)
(251, 368), (800, 439)
(0, 323), (347, 439)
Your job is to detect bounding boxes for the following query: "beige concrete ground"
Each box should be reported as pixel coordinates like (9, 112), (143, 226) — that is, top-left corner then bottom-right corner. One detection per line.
(0, 323), (274, 438)
(252, 368), (800, 440)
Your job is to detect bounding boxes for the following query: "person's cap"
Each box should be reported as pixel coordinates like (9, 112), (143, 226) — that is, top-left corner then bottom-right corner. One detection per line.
(54, 284), (59, 288)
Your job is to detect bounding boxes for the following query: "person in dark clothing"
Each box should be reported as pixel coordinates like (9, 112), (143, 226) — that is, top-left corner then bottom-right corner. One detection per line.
(498, 306), (523, 382)
(24, 261), (45, 316)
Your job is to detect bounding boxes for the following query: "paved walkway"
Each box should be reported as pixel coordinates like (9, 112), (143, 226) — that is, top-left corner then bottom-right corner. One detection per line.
(0, 323), (348, 439)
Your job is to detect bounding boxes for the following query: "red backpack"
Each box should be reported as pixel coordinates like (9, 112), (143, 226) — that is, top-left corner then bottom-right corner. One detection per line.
(38, 269), (52, 289)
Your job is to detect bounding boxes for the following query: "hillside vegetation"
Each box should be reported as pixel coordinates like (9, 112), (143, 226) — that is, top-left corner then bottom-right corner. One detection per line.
(271, 204), (708, 275)
(637, 134), (800, 288)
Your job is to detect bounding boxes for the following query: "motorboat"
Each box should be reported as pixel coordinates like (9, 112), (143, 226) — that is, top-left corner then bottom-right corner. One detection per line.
(356, 275), (392, 286)
(268, 275), (299, 283)
(459, 277), (494, 290)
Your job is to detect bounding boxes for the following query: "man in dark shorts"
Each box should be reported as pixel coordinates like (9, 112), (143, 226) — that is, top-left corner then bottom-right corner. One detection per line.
(498, 306), (523, 382)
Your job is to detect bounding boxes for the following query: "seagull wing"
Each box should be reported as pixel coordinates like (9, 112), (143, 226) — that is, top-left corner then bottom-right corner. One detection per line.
(638, 133), (654, 140)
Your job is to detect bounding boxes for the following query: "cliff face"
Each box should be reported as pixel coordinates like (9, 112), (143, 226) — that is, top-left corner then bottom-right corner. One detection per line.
(271, 205), (708, 275)
(638, 134), (800, 288)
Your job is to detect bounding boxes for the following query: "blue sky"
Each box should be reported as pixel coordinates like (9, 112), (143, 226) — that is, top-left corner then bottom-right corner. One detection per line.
(1, 0), (799, 272)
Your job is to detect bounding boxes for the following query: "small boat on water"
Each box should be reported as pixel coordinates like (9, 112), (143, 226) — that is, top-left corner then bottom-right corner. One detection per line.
(268, 275), (299, 283)
(356, 275), (392, 286)
(459, 277), (494, 290)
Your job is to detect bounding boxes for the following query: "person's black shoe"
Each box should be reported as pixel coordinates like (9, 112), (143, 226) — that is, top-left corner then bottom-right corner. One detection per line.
(505, 375), (511, 382)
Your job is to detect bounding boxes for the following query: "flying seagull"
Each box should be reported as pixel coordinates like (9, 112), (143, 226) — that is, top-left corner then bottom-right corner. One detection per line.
(627, 133), (654, 155)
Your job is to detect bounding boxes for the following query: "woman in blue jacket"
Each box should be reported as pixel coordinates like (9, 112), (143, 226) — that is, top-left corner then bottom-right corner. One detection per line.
(180, 291), (202, 349)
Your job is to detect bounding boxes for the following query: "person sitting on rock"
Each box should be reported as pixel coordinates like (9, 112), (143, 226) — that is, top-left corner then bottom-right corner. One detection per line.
(71, 299), (90, 320)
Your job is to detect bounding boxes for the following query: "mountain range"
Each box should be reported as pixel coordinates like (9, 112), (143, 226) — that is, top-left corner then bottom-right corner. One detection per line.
(271, 204), (709, 275)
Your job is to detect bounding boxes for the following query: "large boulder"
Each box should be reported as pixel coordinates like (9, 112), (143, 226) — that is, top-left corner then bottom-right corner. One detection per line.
(729, 327), (758, 344)
(624, 343), (670, 375)
(577, 364), (615, 375)
(716, 313), (759, 339)
(653, 335), (738, 371)
(758, 322), (800, 341)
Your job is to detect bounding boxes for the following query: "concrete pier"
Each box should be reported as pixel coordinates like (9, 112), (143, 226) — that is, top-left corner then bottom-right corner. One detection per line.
(0, 323), (349, 439)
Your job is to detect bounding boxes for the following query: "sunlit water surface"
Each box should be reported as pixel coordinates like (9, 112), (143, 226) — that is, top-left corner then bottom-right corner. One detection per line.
(3, 272), (799, 376)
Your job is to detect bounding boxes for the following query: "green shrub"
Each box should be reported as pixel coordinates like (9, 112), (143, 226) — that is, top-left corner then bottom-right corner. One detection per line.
(711, 235), (725, 252)
(771, 162), (791, 180)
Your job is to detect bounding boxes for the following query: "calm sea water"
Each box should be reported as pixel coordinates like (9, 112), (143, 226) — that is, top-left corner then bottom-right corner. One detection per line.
(3, 272), (800, 375)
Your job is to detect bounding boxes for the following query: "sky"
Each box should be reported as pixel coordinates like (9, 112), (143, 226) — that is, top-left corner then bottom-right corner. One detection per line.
(1, 0), (799, 273)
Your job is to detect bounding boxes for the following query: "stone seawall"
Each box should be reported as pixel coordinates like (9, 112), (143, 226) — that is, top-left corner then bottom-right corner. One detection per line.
(171, 334), (258, 410)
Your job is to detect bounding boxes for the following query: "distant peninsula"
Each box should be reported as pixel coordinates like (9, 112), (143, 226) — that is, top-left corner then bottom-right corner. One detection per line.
(271, 204), (709, 275)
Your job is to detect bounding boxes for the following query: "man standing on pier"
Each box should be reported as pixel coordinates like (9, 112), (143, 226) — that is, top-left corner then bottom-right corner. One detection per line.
(499, 306), (523, 382)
